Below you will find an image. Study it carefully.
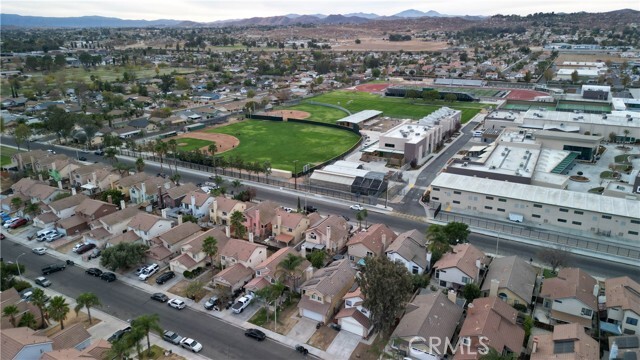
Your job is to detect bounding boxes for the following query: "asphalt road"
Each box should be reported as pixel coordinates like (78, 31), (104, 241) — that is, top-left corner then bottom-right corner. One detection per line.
(1, 240), (293, 360)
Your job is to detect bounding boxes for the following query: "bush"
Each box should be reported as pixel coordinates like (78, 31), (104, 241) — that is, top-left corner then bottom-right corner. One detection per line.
(410, 158), (418, 169)
(13, 279), (32, 292)
(513, 303), (528, 312)
(183, 270), (192, 279)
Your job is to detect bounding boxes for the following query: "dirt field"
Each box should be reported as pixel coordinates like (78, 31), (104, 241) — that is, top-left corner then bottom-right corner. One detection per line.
(506, 89), (551, 101)
(265, 110), (311, 120)
(169, 132), (239, 154)
(555, 53), (633, 64)
(332, 38), (448, 52)
(354, 83), (391, 93)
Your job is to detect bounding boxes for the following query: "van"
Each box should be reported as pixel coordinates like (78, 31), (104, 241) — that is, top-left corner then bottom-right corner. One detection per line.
(37, 229), (57, 241)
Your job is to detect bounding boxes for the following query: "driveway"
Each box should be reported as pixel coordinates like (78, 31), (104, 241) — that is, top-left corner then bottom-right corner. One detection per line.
(326, 331), (361, 360)
(287, 317), (317, 343)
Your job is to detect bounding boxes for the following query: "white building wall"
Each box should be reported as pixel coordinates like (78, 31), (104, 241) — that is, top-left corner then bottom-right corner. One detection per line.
(435, 267), (471, 287)
(387, 252), (424, 274)
(551, 298), (594, 320)
(622, 310), (640, 334)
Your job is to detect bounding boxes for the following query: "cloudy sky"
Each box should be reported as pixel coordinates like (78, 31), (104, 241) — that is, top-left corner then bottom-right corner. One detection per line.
(2, 0), (636, 22)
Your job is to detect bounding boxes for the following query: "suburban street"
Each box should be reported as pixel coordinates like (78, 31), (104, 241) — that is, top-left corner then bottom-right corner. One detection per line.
(0, 239), (295, 360)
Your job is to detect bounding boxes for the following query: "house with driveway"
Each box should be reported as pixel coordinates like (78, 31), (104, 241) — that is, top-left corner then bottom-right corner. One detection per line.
(128, 212), (174, 243)
(335, 286), (374, 338)
(539, 267), (598, 329)
(385, 229), (428, 275)
(480, 255), (537, 307)
(302, 214), (350, 255)
(181, 191), (214, 219)
(46, 193), (89, 220)
(298, 259), (356, 323)
(170, 228), (230, 274)
(219, 239), (268, 270)
(244, 247), (312, 294)
(244, 200), (279, 241)
(530, 323), (599, 360)
(346, 223), (397, 264)
(271, 209), (310, 247)
(163, 183), (200, 208)
(433, 243), (489, 290)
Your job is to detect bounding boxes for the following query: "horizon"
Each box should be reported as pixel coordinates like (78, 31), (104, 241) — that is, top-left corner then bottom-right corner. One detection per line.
(1, 1), (637, 23)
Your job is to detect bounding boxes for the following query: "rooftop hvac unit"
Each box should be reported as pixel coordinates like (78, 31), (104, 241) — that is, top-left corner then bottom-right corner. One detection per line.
(489, 165), (496, 169)
(603, 115), (608, 119)
(462, 162), (468, 167)
(520, 162), (524, 168)
(501, 152), (506, 156)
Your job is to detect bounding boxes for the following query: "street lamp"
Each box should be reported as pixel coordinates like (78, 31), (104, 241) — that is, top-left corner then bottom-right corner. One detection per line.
(293, 160), (299, 190)
(495, 233), (500, 257)
(303, 164), (311, 211)
(16, 253), (26, 278)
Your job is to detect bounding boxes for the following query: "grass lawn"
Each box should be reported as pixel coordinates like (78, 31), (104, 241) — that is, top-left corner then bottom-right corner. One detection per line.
(302, 91), (486, 123)
(285, 103), (349, 124)
(174, 138), (214, 152)
(0, 146), (21, 166)
(207, 120), (360, 171)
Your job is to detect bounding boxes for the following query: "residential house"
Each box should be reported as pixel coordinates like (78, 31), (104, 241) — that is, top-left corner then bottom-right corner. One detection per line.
(604, 276), (640, 335)
(127, 212), (173, 243)
(302, 215), (350, 255)
(32, 212), (60, 229)
(433, 243), (489, 289)
(106, 231), (141, 248)
(0, 327), (53, 360)
(11, 178), (66, 205)
(56, 216), (90, 237)
(219, 239), (268, 270)
(114, 172), (150, 196)
(130, 176), (171, 205)
(244, 200), (279, 241)
(46, 194), (89, 220)
(89, 206), (141, 236)
(530, 323), (599, 360)
(346, 223), (397, 264)
(11, 149), (48, 170)
(50, 323), (91, 351)
(335, 286), (374, 337)
(170, 228), (230, 274)
(480, 256), (537, 307)
(74, 198), (118, 222)
(390, 290), (464, 359)
(385, 229), (428, 275)
(455, 297), (525, 360)
(181, 191), (214, 219)
(272, 209), (310, 246)
(539, 268), (598, 329)
(152, 221), (202, 254)
(163, 183), (200, 208)
(0, 288), (43, 330)
(298, 259), (357, 323)
(35, 155), (81, 181)
(128, 118), (158, 132)
(70, 163), (116, 190)
(209, 196), (246, 225)
(245, 247), (312, 294)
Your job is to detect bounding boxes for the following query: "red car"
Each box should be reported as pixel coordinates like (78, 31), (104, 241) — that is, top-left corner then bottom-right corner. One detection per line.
(9, 218), (28, 229)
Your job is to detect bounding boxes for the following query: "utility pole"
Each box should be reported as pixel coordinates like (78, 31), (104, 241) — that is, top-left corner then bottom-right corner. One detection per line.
(293, 160), (298, 190)
(303, 164), (310, 211)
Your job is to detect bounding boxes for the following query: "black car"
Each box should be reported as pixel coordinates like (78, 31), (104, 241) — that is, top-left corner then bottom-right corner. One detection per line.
(151, 293), (169, 303)
(155, 271), (175, 285)
(108, 327), (131, 343)
(85, 268), (103, 277)
(100, 272), (116, 282)
(304, 205), (318, 213)
(42, 263), (65, 275)
(341, 215), (350, 221)
(76, 243), (96, 255)
(94, 149), (104, 156)
(78, 156), (87, 161)
(244, 328), (266, 341)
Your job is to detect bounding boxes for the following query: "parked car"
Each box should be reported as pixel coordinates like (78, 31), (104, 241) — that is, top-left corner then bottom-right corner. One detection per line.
(162, 330), (183, 345)
(21, 289), (50, 302)
(151, 293), (169, 303)
(180, 338), (203, 353)
(32, 247), (47, 255)
(100, 272), (117, 282)
(168, 298), (186, 310)
(75, 243), (96, 255)
(9, 218), (28, 229)
(350, 204), (364, 211)
(45, 232), (64, 242)
(304, 205), (318, 213)
(155, 271), (175, 285)
(72, 242), (86, 252)
(2, 217), (20, 228)
(34, 276), (52, 287)
(244, 328), (266, 341)
(85, 268), (103, 277)
(203, 296), (220, 311)
(0, 233), (5, 240)
(135, 265), (148, 276)
(88, 249), (101, 259)
(94, 149), (105, 156)
(36, 229), (57, 241)
(139, 263), (159, 281)
(78, 156), (87, 161)
(42, 263), (65, 275)
(108, 327), (131, 343)
(281, 206), (295, 213)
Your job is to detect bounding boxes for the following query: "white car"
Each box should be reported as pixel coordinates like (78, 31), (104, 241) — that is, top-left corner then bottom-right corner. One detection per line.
(32, 247), (47, 255)
(350, 204), (364, 211)
(3, 218), (20, 228)
(281, 206), (295, 213)
(180, 338), (203, 353)
(138, 263), (159, 281)
(168, 298), (186, 310)
(45, 232), (64, 242)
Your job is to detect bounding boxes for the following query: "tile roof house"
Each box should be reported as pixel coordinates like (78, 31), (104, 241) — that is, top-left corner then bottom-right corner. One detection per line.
(152, 221), (202, 253)
(219, 239), (268, 270)
(539, 268), (598, 329)
(106, 231), (142, 248)
(213, 263), (255, 292)
(1, 327), (53, 360)
(74, 198), (119, 222)
(163, 183), (200, 208)
(245, 247), (312, 294)
(180, 190), (214, 219)
(170, 228), (230, 274)
(89, 206), (141, 236)
(1, 288), (43, 330)
(385, 229), (428, 275)
(56, 215), (91, 237)
(244, 200), (280, 241)
(272, 209), (310, 246)
(11, 178), (66, 205)
(604, 276), (640, 335)
(70, 164), (119, 192)
(434, 243), (489, 289)
(335, 286), (374, 338)
(11, 149), (49, 170)
(32, 212), (60, 229)
(127, 213), (173, 243)
(481, 256), (538, 306)
(302, 215), (350, 255)
(130, 176), (171, 205)
(50, 323), (91, 351)
(210, 196), (246, 226)
(346, 223), (397, 263)
(455, 297), (525, 360)
(47, 194), (89, 220)
(390, 290), (464, 359)
(298, 259), (357, 323)
(530, 323), (599, 360)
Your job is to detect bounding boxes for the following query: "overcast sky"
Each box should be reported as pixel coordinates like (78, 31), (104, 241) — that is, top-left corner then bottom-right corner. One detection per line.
(2, 0), (637, 22)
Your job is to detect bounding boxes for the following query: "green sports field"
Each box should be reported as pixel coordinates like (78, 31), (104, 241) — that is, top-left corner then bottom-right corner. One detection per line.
(286, 104), (348, 124)
(174, 138), (215, 152)
(206, 120), (359, 171)
(0, 146), (21, 166)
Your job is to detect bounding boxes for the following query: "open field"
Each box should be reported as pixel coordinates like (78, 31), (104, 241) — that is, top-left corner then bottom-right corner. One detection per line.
(174, 138), (215, 152)
(167, 131), (239, 153)
(294, 91), (486, 123)
(0, 146), (21, 166)
(332, 38), (449, 52)
(283, 104), (348, 124)
(206, 120), (360, 171)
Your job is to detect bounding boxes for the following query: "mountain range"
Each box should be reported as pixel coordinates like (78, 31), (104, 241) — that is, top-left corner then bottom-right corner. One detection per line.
(1, 9), (477, 28)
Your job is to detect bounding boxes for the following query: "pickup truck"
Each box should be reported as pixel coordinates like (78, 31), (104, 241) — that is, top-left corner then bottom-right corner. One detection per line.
(232, 294), (254, 314)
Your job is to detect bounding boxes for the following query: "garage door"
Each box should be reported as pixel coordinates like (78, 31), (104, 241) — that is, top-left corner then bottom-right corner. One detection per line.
(302, 309), (323, 322)
(339, 318), (364, 337)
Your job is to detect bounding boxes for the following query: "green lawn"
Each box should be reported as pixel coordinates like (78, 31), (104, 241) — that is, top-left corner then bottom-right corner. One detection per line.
(298, 91), (486, 123)
(207, 120), (360, 171)
(0, 146), (21, 166)
(284, 103), (349, 124)
(174, 138), (215, 152)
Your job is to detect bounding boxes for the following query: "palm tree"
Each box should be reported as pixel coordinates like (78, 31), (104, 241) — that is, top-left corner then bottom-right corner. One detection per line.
(18, 311), (37, 329)
(135, 157), (145, 172)
(105, 147), (118, 164)
(47, 295), (70, 330)
(30, 288), (49, 328)
(276, 253), (305, 290)
(3, 305), (20, 327)
(24, 202), (40, 219)
(154, 140), (169, 172)
(263, 161), (272, 183)
(170, 173), (181, 186)
(202, 236), (218, 270)
(10, 197), (23, 211)
(232, 179), (242, 193)
(105, 335), (132, 360)
(229, 210), (247, 239)
(167, 138), (179, 175)
(131, 314), (162, 356)
(74, 292), (101, 325)
(208, 142), (217, 156)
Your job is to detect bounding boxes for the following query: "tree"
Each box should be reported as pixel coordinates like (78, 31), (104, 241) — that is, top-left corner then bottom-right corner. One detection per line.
(18, 311), (37, 329)
(537, 247), (571, 273)
(105, 334), (133, 360)
(1, 261), (25, 291)
(543, 68), (554, 82)
(47, 295), (70, 330)
(182, 214), (198, 223)
(423, 90), (440, 102)
(208, 142), (217, 156)
(462, 283), (481, 302)
(356, 209), (368, 228)
(105, 147), (118, 164)
(154, 140), (169, 172)
(230, 210), (247, 239)
(571, 70), (579, 83)
(444, 93), (458, 102)
(131, 314), (162, 356)
(24, 202), (41, 219)
(30, 288), (49, 328)
(159, 74), (174, 93)
(307, 250), (326, 269)
(524, 71), (532, 83)
(11, 197), (23, 211)
(609, 132), (618, 143)
(358, 256), (413, 336)
(203, 236), (218, 270)
(100, 189), (125, 205)
(14, 123), (31, 150)
(44, 106), (74, 143)
(74, 292), (101, 325)
(167, 139), (179, 175)
(100, 242), (149, 271)
(185, 280), (204, 300)
(3, 304), (19, 327)
(276, 253), (305, 290)
(255, 281), (285, 324)
(135, 157), (145, 172)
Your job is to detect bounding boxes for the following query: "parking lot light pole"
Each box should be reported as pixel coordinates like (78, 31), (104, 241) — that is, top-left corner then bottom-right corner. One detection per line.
(16, 253), (26, 278)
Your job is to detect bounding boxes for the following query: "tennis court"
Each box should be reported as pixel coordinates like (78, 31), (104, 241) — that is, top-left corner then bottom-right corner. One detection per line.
(556, 101), (611, 114)
(502, 103), (556, 111)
